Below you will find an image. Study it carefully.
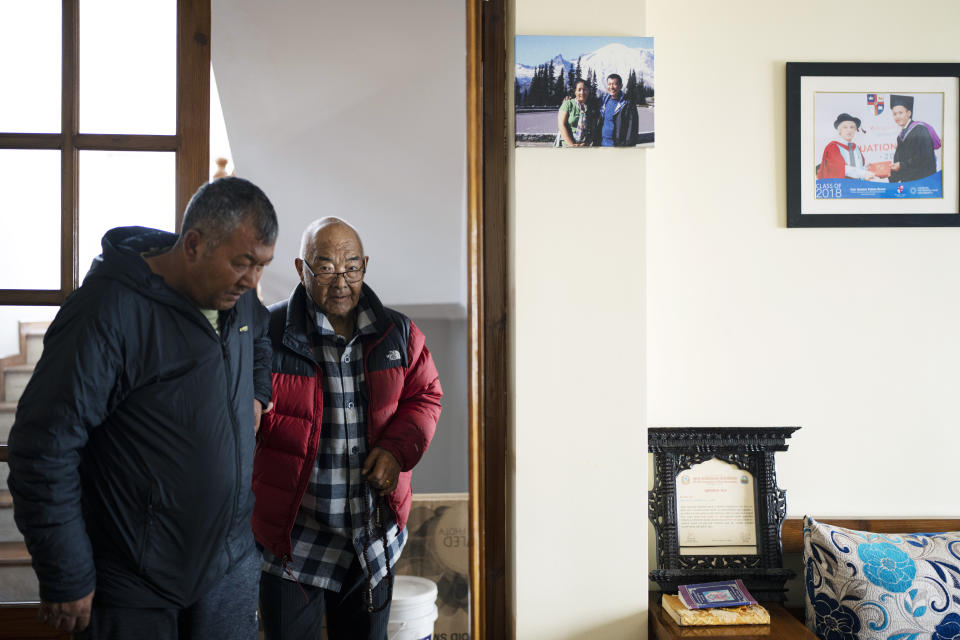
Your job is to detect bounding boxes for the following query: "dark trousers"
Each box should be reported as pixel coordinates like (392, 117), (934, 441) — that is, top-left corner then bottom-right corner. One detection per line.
(74, 546), (261, 640)
(259, 556), (391, 640)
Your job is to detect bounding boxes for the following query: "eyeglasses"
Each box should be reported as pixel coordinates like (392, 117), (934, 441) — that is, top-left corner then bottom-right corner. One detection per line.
(302, 260), (366, 285)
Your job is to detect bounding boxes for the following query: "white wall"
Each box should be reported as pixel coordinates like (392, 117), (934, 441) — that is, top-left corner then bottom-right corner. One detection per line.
(646, 0), (960, 519)
(512, 3), (648, 638)
(211, 0), (467, 311)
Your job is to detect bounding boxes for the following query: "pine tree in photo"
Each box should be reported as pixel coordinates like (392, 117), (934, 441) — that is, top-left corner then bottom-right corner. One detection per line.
(547, 59), (555, 104)
(526, 68), (535, 106)
(589, 69), (598, 101)
(554, 67), (565, 105)
(567, 64), (576, 99)
(575, 56), (582, 86)
(529, 64), (545, 105)
(625, 70), (638, 103)
(530, 65), (539, 105)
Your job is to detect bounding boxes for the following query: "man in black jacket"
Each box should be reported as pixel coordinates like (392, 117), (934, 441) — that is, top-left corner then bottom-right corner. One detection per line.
(599, 73), (638, 147)
(8, 177), (277, 638)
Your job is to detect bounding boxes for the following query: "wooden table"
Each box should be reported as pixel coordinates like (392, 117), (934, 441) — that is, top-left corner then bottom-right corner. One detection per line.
(648, 593), (817, 639)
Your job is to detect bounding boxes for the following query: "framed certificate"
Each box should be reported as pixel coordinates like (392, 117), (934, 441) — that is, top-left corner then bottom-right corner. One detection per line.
(676, 457), (757, 555)
(648, 427), (800, 602)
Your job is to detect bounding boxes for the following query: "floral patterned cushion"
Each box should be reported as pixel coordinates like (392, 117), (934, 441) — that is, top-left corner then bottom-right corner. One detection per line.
(803, 516), (960, 640)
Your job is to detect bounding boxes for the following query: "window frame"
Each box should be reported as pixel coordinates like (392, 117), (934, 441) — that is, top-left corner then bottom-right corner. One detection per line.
(0, 0), (210, 305)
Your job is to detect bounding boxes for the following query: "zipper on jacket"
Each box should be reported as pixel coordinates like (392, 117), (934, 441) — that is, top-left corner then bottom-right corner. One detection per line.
(284, 363), (323, 556)
(361, 321), (396, 447)
(221, 339), (242, 565)
(361, 322), (404, 520)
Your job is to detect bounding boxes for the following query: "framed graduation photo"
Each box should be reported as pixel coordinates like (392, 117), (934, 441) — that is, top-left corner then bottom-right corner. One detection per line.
(786, 62), (960, 227)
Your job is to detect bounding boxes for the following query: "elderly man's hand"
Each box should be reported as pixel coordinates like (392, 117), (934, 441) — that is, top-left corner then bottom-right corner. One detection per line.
(39, 590), (94, 632)
(361, 447), (400, 496)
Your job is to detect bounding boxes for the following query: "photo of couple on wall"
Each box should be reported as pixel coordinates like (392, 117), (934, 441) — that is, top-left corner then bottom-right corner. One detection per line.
(814, 92), (944, 200)
(514, 35), (655, 148)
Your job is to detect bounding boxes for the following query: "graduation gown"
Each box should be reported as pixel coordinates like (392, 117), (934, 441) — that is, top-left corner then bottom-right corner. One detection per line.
(817, 140), (866, 180)
(891, 122), (936, 182)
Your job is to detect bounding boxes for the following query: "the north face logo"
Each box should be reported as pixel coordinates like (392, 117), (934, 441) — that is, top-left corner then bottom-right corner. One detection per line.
(386, 350), (401, 361)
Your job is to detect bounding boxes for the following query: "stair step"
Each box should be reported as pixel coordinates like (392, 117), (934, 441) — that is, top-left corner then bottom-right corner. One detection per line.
(0, 445), (8, 493)
(0, 564), (40, 609)
(0, 542), (29, 567)
(0, 543), (43, 620)
(0, 403), (15, 443)
(24, 333), (44, 367)
(0, 492), (16, 543)
(3, 367), (33, 406)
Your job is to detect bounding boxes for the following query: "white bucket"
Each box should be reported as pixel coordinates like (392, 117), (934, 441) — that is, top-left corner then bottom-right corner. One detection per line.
(388, 575), (439, 640)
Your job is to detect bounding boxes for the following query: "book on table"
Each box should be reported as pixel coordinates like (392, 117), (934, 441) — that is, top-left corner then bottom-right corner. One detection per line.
(662, 581), (769, 627)
(678, 579), (757, 609)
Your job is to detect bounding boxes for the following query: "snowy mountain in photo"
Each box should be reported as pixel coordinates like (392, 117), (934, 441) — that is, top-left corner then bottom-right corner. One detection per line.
(515, 43), (654, 92)
(515, 54), (572, 86)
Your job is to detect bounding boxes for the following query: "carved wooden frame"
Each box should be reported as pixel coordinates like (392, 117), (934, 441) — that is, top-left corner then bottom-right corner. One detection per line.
(648, 427), (800, 601)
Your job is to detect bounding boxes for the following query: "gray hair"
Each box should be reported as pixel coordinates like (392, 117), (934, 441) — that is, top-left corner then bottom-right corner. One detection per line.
(179, 177), (278, 249)
(299, 217), (364, 259)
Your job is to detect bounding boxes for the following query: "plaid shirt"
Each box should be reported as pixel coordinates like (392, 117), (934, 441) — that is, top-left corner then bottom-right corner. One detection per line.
(262, 295), (406, 590)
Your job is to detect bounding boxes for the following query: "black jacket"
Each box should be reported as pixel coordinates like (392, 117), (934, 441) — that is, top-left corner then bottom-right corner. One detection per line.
(8, 226), (271, 607)
(600, 93), (639, 146)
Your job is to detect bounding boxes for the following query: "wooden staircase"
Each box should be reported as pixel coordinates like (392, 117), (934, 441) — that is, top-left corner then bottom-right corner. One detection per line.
(0, 321), (70, 638)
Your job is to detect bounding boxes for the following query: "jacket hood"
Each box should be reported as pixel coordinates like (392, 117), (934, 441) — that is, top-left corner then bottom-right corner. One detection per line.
(84, 226), (191, 308)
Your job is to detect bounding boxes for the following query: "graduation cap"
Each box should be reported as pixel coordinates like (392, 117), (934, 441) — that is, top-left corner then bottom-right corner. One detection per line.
(833, 113), (861, 129)
(890, 94), (914, 111)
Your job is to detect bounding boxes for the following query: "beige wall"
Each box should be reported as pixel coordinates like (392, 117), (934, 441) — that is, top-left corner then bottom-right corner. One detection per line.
(512, 3), (648, 639)
(647, 0), (960, 519)
(516, 0), (960, 637)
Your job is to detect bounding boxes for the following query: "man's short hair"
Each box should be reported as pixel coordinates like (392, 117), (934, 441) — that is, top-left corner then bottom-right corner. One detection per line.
(180, 177), (278, 248)
(607, 73), (623, 85)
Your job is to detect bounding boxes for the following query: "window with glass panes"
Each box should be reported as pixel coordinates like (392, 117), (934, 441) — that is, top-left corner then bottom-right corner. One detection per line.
(0, 0), (210, 305)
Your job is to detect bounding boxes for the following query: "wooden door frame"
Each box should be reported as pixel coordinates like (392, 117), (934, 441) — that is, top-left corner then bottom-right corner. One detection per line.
(466, 0), (511, 638)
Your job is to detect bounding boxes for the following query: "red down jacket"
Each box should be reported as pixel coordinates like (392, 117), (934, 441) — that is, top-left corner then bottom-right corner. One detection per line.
(251, 283), (442, 561)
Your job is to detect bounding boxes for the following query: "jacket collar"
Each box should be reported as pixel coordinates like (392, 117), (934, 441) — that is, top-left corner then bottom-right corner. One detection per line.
(281, 282), (392, 361)
(602, 92), (627, 112)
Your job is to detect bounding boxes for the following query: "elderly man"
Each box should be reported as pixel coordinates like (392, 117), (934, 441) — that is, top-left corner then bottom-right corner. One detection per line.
(600, 73), (639, 147)
(8, 177), (278, 638)
(889, 94), (938, 183)
(252, 218), (442, 640)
